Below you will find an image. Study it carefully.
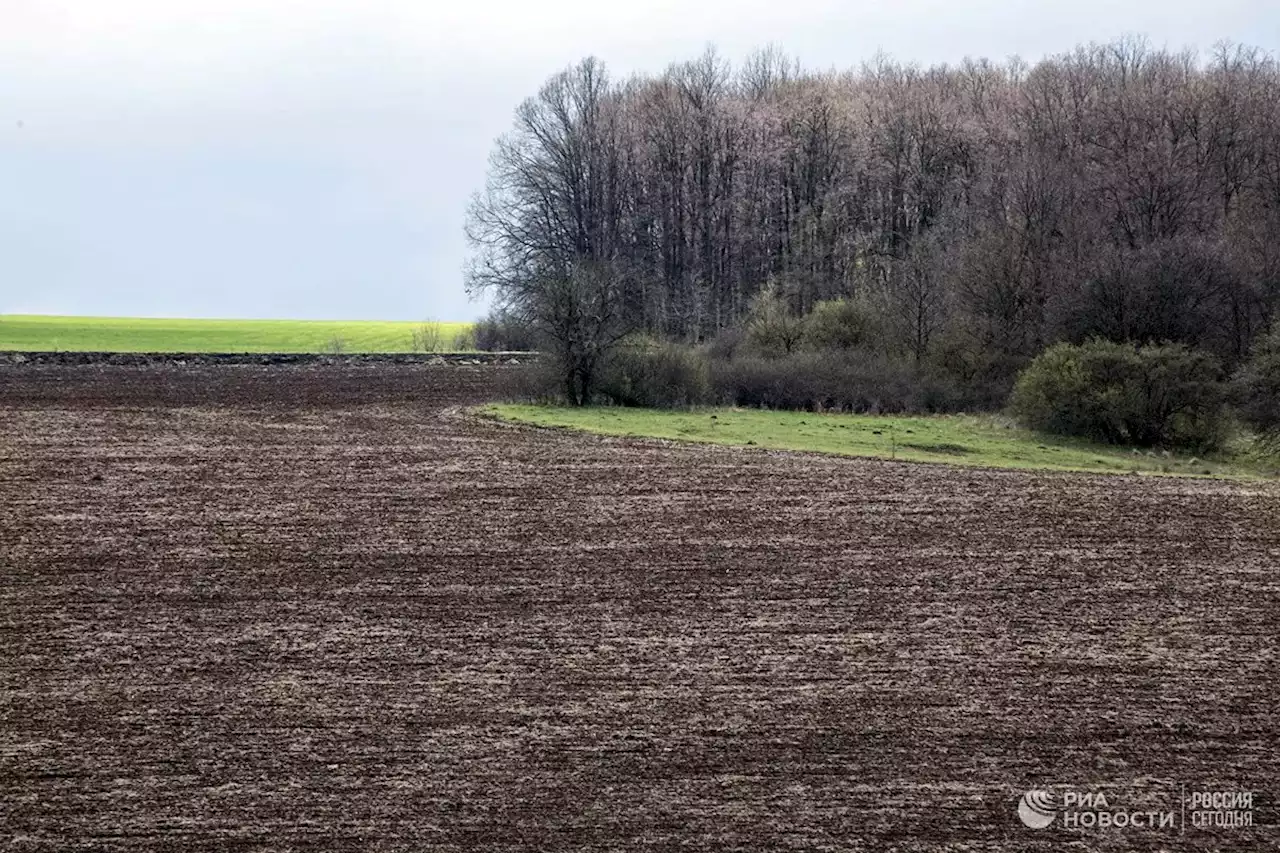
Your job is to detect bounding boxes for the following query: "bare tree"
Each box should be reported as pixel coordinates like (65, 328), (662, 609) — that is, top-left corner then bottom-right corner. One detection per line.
(466, 58), (633, 402)
(886, 230), (949, 364)
(532, 261), (630, 405)
(411, 320), (443, 353)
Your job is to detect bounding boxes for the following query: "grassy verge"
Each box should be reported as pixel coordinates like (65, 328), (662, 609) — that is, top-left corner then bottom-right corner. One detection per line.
(0, 315), (474, 354)
(483, 404), (1277, 479)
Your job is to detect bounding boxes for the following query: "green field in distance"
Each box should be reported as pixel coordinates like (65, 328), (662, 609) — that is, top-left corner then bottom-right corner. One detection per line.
(0, 315), (475, 354)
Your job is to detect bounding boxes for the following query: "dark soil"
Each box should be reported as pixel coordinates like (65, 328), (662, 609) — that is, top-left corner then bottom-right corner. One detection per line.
(2, 363), (1277, 851)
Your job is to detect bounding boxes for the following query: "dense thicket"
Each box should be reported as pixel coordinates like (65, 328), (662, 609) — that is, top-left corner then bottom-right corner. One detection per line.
(467, 39), (1280, 393)
(1008, 340), (1228, 449)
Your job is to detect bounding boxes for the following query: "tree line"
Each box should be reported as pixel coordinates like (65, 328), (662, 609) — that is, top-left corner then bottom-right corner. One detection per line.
(466, 38), (1280, 407)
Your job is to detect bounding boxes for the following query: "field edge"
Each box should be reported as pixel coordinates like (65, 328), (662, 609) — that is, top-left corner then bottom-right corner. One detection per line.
(479, 403), (1277, 481)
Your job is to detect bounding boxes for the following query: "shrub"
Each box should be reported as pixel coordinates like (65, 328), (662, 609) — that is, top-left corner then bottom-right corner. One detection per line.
(597, 339), (712, 407)
(927, 321), (1025, 409)
(802, 297), (883, 352)
(705, 325), (747, 361)
(914, 370), (983, 414)
(743, 284), (805, 357)
(711, 351), (965, 414)
(1233, 325), (1280, 450)
(1009, 340), (1227, 450)
(473, 308), (540, 352)
(449, 326), (477, 351)
(411, 321), (444, 352)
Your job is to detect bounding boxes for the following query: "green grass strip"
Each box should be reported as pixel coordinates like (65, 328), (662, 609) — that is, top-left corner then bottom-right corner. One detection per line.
(484, 403), (1276, 480)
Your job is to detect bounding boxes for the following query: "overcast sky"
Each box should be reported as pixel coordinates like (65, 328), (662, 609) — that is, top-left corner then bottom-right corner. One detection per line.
(2, 1), (1277, 321)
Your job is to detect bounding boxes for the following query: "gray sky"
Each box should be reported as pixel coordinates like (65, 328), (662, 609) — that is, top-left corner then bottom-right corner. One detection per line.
(2, 1), (1277, 321)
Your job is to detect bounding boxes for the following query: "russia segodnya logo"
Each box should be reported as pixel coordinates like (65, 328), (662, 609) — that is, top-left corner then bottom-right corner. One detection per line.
(1018, 790), (1058, 829)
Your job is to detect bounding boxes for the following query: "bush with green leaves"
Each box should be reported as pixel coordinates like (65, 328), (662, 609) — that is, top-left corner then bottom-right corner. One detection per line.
(597, 338), (712, 408)
(801, 297), (883, 352)
(1009, 340), (1228, 450)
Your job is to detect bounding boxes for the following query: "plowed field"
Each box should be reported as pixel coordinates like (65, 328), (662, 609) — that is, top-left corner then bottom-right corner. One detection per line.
(2, 363), (1277, 851)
